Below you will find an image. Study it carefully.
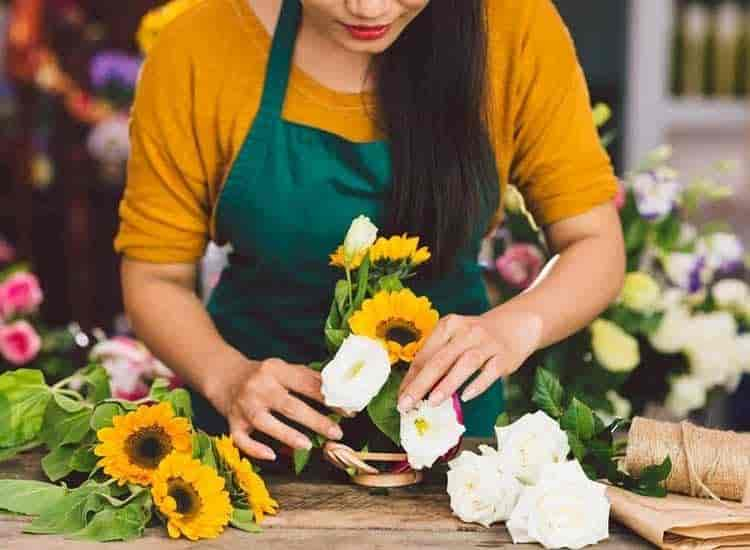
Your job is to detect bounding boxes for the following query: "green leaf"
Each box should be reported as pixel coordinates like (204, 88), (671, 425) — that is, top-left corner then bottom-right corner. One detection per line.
(192, 431), (217, 469)
(25, 481), (102, 534)
(637, 456), (672, 488)
(308, 361), (326, 372)
(41, 445), (75, 482)
(53, 393), (85, 413)
(72, 492), (151, 542)
(80, 365), (111, 403)
(352, 255), (371, 309)
(0, 480), (67, 515)
(560, 398), (596, 441)
(531, 369), (564, 419)
(495, 412), (510, 427)
(40, 401), (93, 449)
(293, 448), (311, 475)
(165, 388), (193, 419)
(0, 439), (43, 462)
(566, 431), (587, 462)
(70, 445), (99, 473)
(231, 507), (262, 533)
(91, 402), (127, 431)
(367, 370), (403, 446)
(582, 462), (598, 481)
(334, 279), (350, 318)
(325, 328), (348, 351)
(148, 378), (171, 401)
(0, 369), (52, 448)
(624, 218), (649, 253)
(654, 213), (681, 251)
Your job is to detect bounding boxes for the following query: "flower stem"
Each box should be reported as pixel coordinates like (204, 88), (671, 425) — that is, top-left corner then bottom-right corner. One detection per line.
(52, 375), (75, 390)
(345, 266), (353, 309)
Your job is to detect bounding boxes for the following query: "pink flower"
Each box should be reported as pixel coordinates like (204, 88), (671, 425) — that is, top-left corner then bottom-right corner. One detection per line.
(495, 244), (545, 290)
(0, 272), (43, 319)
(0, 321), (42, 365)
(614, 180), (627, 210)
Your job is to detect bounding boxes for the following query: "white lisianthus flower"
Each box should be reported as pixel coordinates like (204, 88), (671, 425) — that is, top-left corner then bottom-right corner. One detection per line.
(401, 399), (465, 470)
(446, 450), (523, 527)
(665, 375), (707, 418)
(343, 215), (378, 262)
(683, 312), (740, 389)
(507, 461), (610, 550)
(495, 411), (570, 485)
(320, 335), (391, 414)
(618, 272), (661, 313)
(649, 305), (692, 353)
(630, 169), (680, 220)
(697, 233), (744, 273)
(712, 279), (750, 311)
(658, 288), (688, 311)
(664, 252), (714, 294)
(590, 319), (640, 373)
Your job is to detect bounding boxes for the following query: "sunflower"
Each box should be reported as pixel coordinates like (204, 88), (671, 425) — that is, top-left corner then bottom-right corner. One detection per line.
(214, 436), (279, 523)
(369, 234), (431, 267)
(151, 453), (232, 540)
(349, 289), (439, 364)
(94, 402), (192, 486)
(329, 245), (366, 270)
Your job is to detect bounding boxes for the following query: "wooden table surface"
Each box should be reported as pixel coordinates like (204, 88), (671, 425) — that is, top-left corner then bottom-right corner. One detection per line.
(0, 451), (653, 550)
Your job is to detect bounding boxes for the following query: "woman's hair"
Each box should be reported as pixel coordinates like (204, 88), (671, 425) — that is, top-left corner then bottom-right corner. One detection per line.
(376, 0), (499, 275)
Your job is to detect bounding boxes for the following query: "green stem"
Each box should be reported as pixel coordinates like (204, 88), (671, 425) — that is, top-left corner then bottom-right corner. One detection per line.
(345, 266), (353, 309)
(52, 375), (76, 390)
(55, 388), (84, 400)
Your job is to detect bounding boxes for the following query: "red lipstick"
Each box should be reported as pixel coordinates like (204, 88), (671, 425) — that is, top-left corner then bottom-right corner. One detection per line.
(343, 24), (391, 41)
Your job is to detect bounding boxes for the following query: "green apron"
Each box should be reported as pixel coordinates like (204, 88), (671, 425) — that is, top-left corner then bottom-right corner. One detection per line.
(195, 0), (503, 441)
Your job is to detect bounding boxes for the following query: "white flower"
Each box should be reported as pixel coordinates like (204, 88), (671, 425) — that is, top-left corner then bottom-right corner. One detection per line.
(618, 272), (661, 313)
(712, 279), (750, 311)
(683, 312), (741, 389)
(597, 391), (632, 426)
(495, 411), (570, 485)
(665, 375), (707, 418)
(343, 215), (378, 262)
(697, 233), (744, 273)
(664, 252), (714, 294)
(321, 335), (391, 414)
(446, 450), (522, 527)
(677, 223), (698, 248)
(658, 288), (687, 311)
(630, 169), (680, 220)
(86, 115), (131, 164)
(401, 399), (465, 470)
(507, 461), (610, 550)
(649, 305), (692, 353)
(590, 319), (640, 373)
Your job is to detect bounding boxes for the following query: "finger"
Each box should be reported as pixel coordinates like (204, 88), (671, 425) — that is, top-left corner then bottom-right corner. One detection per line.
(428, 347), (491, 406)
(409, 314), (463, 373)
(461, 355), (506, 402)
(230, 427), (277, 461)
(399, 331), (481, 411)
(275, 393), (343, 441)
(254, 411), (312, 451)
(282, 363), (325, 404)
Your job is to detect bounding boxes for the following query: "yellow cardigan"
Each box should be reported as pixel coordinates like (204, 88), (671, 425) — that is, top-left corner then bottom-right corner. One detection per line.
(115, 0), (617, 263)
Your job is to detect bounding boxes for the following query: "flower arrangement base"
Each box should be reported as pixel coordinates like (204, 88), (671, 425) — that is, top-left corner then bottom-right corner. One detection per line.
(323, 442), (424, 488)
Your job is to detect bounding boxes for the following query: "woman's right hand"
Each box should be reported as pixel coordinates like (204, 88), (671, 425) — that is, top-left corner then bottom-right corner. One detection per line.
(208, 356), (344, 461)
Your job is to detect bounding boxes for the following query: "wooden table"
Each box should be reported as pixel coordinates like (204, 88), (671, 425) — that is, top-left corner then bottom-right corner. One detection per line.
(0, 451), (652, 550)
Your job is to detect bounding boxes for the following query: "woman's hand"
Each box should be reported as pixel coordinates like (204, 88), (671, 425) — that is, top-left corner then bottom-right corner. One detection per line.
(397, 312), (541, 413)
(207, 356), (344, 461)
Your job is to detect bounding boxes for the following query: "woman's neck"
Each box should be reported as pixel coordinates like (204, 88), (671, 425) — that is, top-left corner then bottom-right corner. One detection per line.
(248, 0), (375, 94)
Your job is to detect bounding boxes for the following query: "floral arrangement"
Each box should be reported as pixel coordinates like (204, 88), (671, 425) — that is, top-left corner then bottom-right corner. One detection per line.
(0, 364), (277, 541)
(486, 108), (749, 422)
(294, 216), (465, 473)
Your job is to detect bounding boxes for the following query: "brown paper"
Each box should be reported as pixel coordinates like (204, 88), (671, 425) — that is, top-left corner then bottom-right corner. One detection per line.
(607, 485), (750, 549)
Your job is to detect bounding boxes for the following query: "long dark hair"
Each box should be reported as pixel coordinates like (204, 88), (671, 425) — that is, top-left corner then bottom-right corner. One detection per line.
(375, 1), (499, 275)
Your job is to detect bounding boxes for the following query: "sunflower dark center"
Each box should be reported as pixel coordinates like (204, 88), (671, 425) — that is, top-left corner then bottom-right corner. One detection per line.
(167, 479), (201, 517)
(125, 425), (173, 469)
(378, 320), (420, 346)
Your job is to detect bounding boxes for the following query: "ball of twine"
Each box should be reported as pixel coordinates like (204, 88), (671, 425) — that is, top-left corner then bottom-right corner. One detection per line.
(625, 417), (750, 503)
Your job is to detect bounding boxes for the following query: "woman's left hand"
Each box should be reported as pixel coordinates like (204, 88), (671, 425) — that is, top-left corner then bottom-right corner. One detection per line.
(397, 312), (539, 413)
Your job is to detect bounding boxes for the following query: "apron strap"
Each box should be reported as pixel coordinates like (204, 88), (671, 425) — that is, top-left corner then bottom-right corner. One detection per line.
(258, 0), (302, 116)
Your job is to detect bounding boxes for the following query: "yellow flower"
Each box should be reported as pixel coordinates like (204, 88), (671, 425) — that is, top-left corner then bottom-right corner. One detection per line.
(329, 245), (366, 270)
(619, 272), (661, 313)
(94, 402), (192, 486)
(137, 0), (202, 55)
(214, 436), (279, 523)
(330, 234), (431, 270)
(151, 453), (232, 540)
(590, 319), (640, 373)
(349, 289), (439, 364)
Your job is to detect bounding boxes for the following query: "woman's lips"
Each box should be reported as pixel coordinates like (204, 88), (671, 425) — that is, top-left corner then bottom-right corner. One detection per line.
(343, 23), (391, 41)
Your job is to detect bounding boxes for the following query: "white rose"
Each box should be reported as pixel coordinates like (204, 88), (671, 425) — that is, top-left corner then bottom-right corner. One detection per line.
(401, 399), (465, 470)
(321, 335), (391, 414)
(712, 279), (750, 311)
(507, 461), (610, 550)
(495, 411), (570, 485)
(446, 450), (522, 527)
(665, 375), (707, 418)
(683, 312), (740, 389)
(590, 319), (640, 373)
(649, 305), (692, 353)
(343, 215), (378, 262)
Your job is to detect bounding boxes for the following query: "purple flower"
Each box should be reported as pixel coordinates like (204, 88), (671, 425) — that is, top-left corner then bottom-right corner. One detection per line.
(630, 168), (681, 221)
(89, 51), (142, 91)
(664, 252), (713, 294)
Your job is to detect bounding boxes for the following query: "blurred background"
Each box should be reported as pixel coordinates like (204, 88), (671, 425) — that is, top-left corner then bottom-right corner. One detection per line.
(1, 0), (749, 427)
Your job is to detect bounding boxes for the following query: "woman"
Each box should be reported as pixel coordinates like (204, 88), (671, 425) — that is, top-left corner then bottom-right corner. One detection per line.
(117, 0), (625, 462)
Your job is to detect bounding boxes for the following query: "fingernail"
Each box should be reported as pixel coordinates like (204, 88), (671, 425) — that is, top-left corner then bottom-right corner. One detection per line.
(398, 395), (414, 414)
(328, 426), (343, 440)
(428, 391), (445, 406)
(462, 387), (478, 402)
(297, 437), (312, 450)
(262, 448), (277, 461)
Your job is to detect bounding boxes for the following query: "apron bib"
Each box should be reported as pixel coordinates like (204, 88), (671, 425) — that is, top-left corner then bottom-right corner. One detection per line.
(195, 0), (504, 439)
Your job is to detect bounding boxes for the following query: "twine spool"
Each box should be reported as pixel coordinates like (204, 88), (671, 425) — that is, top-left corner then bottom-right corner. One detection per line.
(625, 417), (750, 503)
